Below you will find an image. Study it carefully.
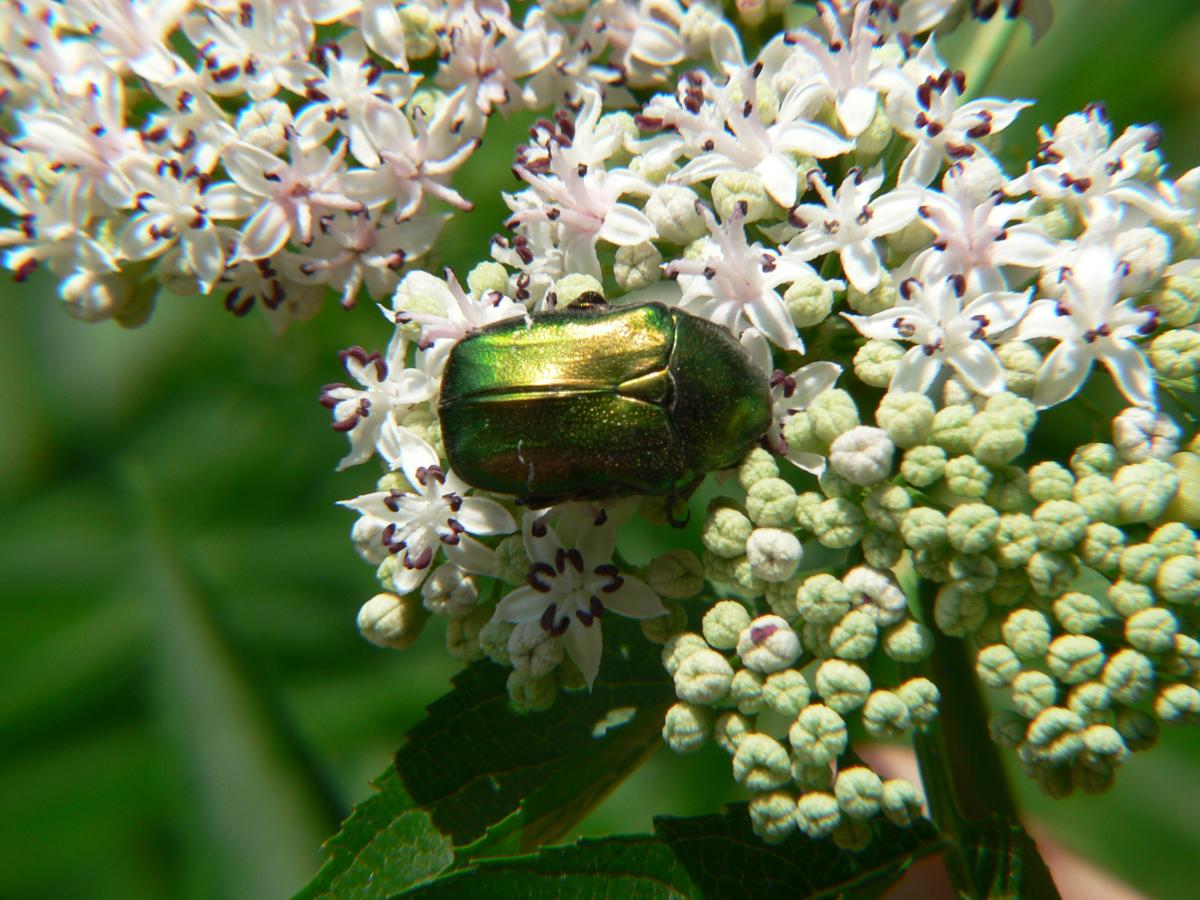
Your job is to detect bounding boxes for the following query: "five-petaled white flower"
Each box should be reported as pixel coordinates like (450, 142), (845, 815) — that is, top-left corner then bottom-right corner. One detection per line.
(770, 362), (844, 473)
(493, 513), (666, 689)
(340, 427), (517, 595)
(844, 274), (1030, 397)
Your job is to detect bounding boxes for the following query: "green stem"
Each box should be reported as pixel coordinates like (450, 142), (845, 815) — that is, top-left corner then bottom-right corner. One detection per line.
(908, 582), (1061, 899)
(958, 16), (1022, 101)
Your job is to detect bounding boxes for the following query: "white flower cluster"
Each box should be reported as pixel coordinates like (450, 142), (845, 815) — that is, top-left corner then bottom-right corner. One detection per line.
(313, 0), (1200, 842)
(0, 0), (702, 329)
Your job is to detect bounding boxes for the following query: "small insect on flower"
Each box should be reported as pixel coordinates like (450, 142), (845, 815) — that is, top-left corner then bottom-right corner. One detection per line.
(437, 295), (772, 510)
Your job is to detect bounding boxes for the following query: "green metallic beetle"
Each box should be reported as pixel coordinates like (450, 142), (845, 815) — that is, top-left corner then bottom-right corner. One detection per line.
(437, 297), (772, 508)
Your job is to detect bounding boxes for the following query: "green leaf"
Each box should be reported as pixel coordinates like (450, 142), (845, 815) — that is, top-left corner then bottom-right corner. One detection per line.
(298, 618), (677, 897)
(397, 806), (941, 900)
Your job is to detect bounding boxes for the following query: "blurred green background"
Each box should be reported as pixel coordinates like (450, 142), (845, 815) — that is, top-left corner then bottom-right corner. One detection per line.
(3, 1), (1200, 897)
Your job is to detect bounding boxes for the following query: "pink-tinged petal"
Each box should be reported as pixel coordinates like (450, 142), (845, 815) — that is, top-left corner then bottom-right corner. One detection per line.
(361, 0), (408, 67)
(772, 121), (855, 159)
(898, 144), (942, 187)
(223, 142), (286, 196)
(948, 341), (1006, 395)
(840, 239), (883, 293)
(991, 224), (1060, 268)
(785, 229), (840, 262)
(891, 346), (944, 394)
(564, 616), (604, 690)
(836, 87), (878, 138)
(234, 202), (291, 261)
(957, 98), (1032, 133)
(963, 289), (1032, 335)
(628, 20), (685, 66)
(456, 497), (517, 536)
(597, 203), (657, 246)
(205, 183), (259, 220)
(674, 154), (739, 186)
(745, 290), (803, 351)
(868, 186), (922, 235)
(754, 155), (798, 208)
(1108, 182), (1187, 221)
(1034, 341), (1092, 409)
(785, 448), (826, 475)
(842, 307), (920, 341)
(494, 586), (549, 624)
(120, 213), (173, 260)
(444, 534), (497, 576)
(363, 99), (414, 151)
(1017, 299), (1076, 342)
(1099, 340), (1157, 409)
(600, 575), (666, 619)
(294, 104), (338, 152)
(186, 225), (225, 294)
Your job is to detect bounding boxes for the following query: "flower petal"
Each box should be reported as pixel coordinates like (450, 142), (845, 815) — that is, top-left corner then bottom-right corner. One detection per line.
(494, 585), (549, 624)
(600, 574), (666, 620)
(564, 615), (604, 690)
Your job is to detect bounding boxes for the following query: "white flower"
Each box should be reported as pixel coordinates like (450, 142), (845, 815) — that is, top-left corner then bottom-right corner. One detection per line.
(320, 334), (437, 470)
(184, 0), (314, 101)
(1017, 234), (1158, 409)
(844, 274), (1030, 397)
(68, 0), (190, 84)
(493, 513), (666, 689)
(763, 361), (843, 473)
(664, 203), (808, 351)
(785, 167), (920, 293)
(581, 0), (686, 89)
(887, 39), (1031, 186)
(340, 427), (517, 594)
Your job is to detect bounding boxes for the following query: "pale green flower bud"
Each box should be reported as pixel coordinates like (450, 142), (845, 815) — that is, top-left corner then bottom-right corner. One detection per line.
(934, 582), (987, 636)
(1108, 579), (1154, 618)
(1027, 707), (1085, 764)
(707, 552), (767, 597)
(876, 392), (935, 448)
(746, 527), (804, 582)
(795, 791), (841, 838)
(422, 566), (480, 619)
(1029, 461), (1075, 502)
(646, 184), (707, 244)
(553, 273), (604, 306)
(357, 591), (428, 650)
(1163, 633), (1200, 677)
(796, 573), (852, 624)
(1156, 554), (1200, 603)
(739, 447), (780, 491)
(794, 491), (824, 532)
(950, 553), (998, 593)
(765, 575), (803, 619)
(783, 272), (837, 327)
(1077, 523), (1124, 576)
(1072, 475), (1118, 523)
(789, 703), (848, 765)
(713, 710), (753, 754)
(663, 702), (712, 753)
(493, 534), (530, 586)
(1149, 268), (1200, 327)
(749, 791), (799, 843)
(971, 415), (1027, 467)
(1067, 682), (1113, 724)
(1113, 226), (1170, 294)
(1004, 608), (1052, 658)
(712, 170), (773, 222)
(1081, 723), (1130, 772)
(792, 762), (832, 791)
(984, 391), (1037, 430)
(702, 504), (753, 558)
(880, 779), (923, 827)
(1115, 707), (1159, 751)
(853, 339), (904, 387)
(944, 454), (992, 499)
(1114, 407), (1181, 463)
(782, 413), (822, 458)
(830, 426), (894, 485)
(863, 483), (912, 532)
(847, 270), (900, 314)
(466, 261), (509, 297)
(1046, 635), (1106, 684)
(703, 600), (752, 650)
(1033, 500), (1088, 551)
(746, 478), (798, 526)
(732, 733), (793, 791)
(1150, 522), (1197, 556)
(645, 549), (704, 601)
(642, 600), (688, 644)
(1155, 683), (1200, 724)
(863, 527), (904, 569)
(674, 648), (735, 704)
(913, 546), (953, 583)
(1053, 591), (1104, 634)
(508, 621), (565, 678)
(739, 615), (802, 673)
(1012, 670), (1057, 718)
(1071, 442), (1121, 479)
(855, 101), (895, 158)
(1102, 649), (1155, 704)
(947, 502), (1000, 554)
(862, 690), (912, 738)
(830, 609), (878, 659)
(396, 3), (439, 56)
(814, 659), (871, 713)
(1027, 550), (1078, 597)
(832, 814), (875, 851)
(818, 467), (858, 499)
(1149, 328), (1200, 379)
(813, 498), (866, 548)
(977, 644), (1022, 687)
(985, 466), (1031, 512)
(478, 619), (515, 666)
(1119, 542), (1164, 584)
(897, 677), (941, 725)
(1125, 607), (1179, 654)
(997, 341), (1043, 396)
(613, 241), (663, 291)
(507, 669), (557, 712)
(1165, 451), (1200, 526)
(987, 567), (1031, 608)
(763, 669), (811, 718)
(808, 389), (861, 444)
(883, 620), (933, 662)
(900, 445), (946, 487)
(731, 668), (767, 714)
(653, 624), (706, 678)
(1115, 459), (1180, 523)
(930, 404), (975, 455)
(900, 506), (948, 549)
(834, 766), (884, 818)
